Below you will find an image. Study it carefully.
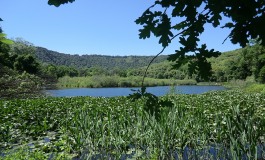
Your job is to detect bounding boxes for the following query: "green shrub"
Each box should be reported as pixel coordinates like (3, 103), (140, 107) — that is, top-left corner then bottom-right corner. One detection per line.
(244, 83), (265, 93)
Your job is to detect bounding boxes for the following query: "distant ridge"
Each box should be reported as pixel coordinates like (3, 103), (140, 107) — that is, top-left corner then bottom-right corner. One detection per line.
(35, 47), (168, 69)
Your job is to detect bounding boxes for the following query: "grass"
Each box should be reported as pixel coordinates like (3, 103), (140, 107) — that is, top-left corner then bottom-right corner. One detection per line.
(1, 90), (265, 159)
(223, 78), (265, 94)
(57, 75), (197, 88)
(244, 83), (265, 93)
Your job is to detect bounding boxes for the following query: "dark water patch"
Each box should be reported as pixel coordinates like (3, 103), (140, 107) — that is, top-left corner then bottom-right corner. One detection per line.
(72, 143), (265, 160)
(1, 142), (265, 159)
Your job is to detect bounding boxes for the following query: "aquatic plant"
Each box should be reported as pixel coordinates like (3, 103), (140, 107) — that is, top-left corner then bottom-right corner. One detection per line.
(1, 90), (265, 159)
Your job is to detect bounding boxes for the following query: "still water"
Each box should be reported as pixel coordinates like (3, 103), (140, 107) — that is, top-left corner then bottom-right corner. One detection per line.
(46, 85), (226, 97)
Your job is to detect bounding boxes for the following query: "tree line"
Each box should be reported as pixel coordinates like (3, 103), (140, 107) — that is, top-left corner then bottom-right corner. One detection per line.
(36, 47), (168, 70)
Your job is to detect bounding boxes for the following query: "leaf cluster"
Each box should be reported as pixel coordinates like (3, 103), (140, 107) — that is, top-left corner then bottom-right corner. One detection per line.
(128, 87), (173, 120)
(48, 0), (75, 7)
(135, 0), (265, 80)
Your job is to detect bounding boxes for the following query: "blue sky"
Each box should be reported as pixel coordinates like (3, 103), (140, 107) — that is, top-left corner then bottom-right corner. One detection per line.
(0, 0), (240, 56)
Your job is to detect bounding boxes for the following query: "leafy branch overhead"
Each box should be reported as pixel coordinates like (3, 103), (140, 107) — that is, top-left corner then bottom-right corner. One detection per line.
(0, 33), (13, 45)
(135, 0), (265, 80)
(48, 0), (75, 7)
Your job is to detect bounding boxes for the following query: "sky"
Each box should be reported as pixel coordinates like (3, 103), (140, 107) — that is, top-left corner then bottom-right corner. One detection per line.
(0, 0), (240, 56)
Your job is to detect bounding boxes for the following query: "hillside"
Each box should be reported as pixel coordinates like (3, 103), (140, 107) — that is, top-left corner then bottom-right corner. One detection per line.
(35, 47), (168, 69)
(130, 46), (265, 82)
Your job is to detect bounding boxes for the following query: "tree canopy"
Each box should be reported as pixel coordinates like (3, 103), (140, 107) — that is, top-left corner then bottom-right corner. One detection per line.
(47, 0), (265, 80)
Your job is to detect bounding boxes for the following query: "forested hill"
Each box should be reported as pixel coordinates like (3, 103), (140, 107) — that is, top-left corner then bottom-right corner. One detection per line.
(35, 47), (168, 69)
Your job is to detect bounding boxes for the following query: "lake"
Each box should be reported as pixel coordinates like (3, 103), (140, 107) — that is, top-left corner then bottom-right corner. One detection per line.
(46, 85), (226, 97)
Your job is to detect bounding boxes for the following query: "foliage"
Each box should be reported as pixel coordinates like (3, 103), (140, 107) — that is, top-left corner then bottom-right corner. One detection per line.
(35, 43), (265, 86)
(0, 70), (43, 99)
(10, 38), (36, 56)
(129, 60), (187, 79)
(210, 44), (265, 83)
(244, 83), (265, 94)
(0, 97), (87, 150)
(57, 75), (197, 88)
(0, 33), (13, 45)
(0, 20), (12, 45)
(24, 42), (265, 88)
(0, 147), (48, 160)
(128, 87), (174, 120)
(41, 64), (78, 78)
(0, 39), (51, 98)
(48, 0), (75, 7)
(0, 41), (12, 67)
(135, 0), (265, 80)
(35, 47), (168, 70)
(258, 66), (265, 83)
(33, 32), (265, 84)
(7, 39), (40, 74)
(1, 91), (265, 159)
(12, 54), (40, 74)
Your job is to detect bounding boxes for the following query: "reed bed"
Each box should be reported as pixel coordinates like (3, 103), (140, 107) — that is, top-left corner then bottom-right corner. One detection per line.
(0, 90), (265, 159)
(57, 75), (197, 88)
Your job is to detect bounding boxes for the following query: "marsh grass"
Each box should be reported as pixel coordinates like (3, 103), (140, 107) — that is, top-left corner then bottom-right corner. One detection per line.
(244, 83), (265, 93)
(1, 90), (265, 159)
(57, 75), (197, 88)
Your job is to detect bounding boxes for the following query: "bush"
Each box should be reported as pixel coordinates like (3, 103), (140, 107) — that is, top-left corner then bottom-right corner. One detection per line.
(244, 83), (265, 93)
(257, 66), (265, 83)
(0, 71), (43, 99)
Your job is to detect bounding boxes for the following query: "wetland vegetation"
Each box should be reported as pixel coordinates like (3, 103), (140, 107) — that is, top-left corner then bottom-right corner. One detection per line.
(1, 90), (265, 159)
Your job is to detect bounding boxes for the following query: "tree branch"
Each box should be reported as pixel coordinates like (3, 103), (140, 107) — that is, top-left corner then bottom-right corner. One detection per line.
(222, 33), (232, 44)
(140, 9), (213, 88)
(141, 29), (187, 88)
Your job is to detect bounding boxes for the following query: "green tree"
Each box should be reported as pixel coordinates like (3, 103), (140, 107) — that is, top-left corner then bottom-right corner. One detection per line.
(10, 38), (36, 56)
(258, 66), (265, 83)
(0, 22), (48, 98)
(0, 19), (13, 46)
(0, 41), (11, 68)
(0, 21), (13, 68)
(232, 42), (265, 82)
(46, 64), (58, 77)
(13, 54), (40, 74)
(8, 39), (40, 74)
(250, 44), (265, 83)
(67, 67), (79, 77)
